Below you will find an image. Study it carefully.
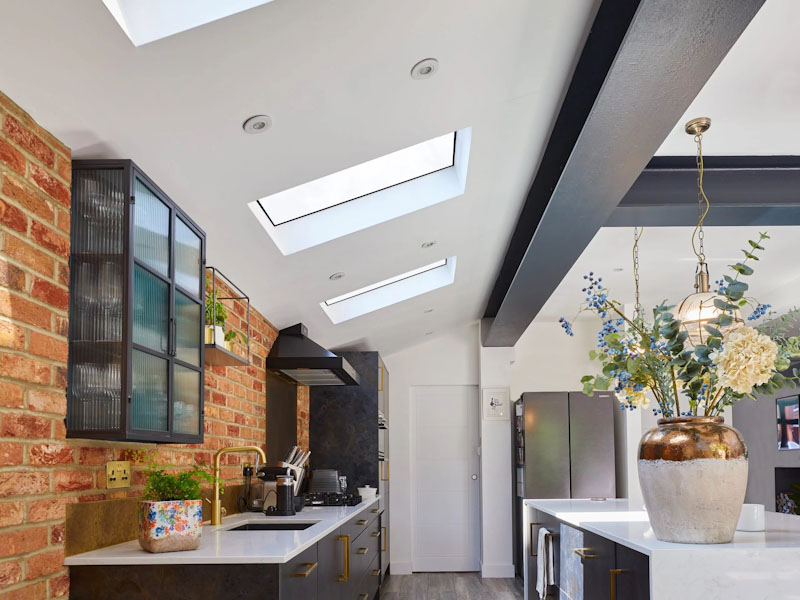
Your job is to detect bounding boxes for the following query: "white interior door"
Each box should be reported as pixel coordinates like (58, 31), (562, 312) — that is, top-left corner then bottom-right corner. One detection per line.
(411, 385), (480, 572)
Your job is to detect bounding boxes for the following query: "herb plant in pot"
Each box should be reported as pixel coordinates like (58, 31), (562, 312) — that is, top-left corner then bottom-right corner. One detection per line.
(138, 463), (215, 553)
(205, 274), (227, 347)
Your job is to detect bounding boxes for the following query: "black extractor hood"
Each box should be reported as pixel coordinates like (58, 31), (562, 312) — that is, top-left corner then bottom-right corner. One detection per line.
(266, 323), (360, 386)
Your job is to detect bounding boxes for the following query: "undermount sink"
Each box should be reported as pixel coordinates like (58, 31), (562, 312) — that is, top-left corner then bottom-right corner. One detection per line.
(227, 522), (316, 531)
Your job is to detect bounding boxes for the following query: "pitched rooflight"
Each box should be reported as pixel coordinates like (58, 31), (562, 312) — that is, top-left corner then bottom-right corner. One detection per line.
(320, 258), (457, 324)
(249, 128), (472, 255)
(258, 132), (456, 226)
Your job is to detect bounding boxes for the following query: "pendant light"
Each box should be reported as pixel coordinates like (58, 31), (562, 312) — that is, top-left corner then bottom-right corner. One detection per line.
(676, 117), (743, 347)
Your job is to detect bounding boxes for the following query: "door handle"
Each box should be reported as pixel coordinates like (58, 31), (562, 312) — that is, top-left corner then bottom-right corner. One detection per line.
(357, 547), (368, 555)
(291, 562), (318, 578)
(336, 535), (350, 582)
(610, 568), (629, 600)
(573, 548), (598, 560)
(358, 595), (369, 600)
(529, 523), (541, 557)
(371, 508), (379, 513)
(356, 519), (368, 526)
(381, 526), (387, 552)
(380, 460), (390, 481)
(371, 531), (380, 538)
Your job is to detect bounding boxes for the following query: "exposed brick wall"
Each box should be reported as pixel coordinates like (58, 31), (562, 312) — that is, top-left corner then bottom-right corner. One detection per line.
(0, 91), (309, 599)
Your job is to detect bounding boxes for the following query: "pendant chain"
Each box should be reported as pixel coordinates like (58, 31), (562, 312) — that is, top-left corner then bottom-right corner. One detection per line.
(693, 133), (708, 265)
(633, 226), (643, 322)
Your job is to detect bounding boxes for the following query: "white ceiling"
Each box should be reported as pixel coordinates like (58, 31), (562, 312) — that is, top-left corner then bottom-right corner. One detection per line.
(538, 226), (800, 325)
(0, 0), (600, 354)
(657, 0), (800, 156)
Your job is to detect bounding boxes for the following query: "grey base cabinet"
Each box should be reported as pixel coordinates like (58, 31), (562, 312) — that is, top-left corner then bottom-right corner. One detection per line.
(69, 509), (383, 600)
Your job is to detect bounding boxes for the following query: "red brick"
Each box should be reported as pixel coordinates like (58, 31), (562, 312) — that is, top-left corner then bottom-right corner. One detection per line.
(0, 527), (47, 558)
(0, 353), (50, 385)
(0, 290), (52, 330)
(28, 498), (71, 523)
(50, 523), (65, 544)
(77, 493), (105, 503)
(29, 221), (69, 259)
(0, 197), (27, 234)
(52, 366), (67, 389)
(26, 549), (64, 579)
(0, 137), (25, 175)
(48, 573), (69, 597)
(1, 234), (54, 277)
(0, 381), (24, 408)
(28, 164), (69, 208)
(6, 581), (47, 600)
(3, 114), (55, 168)
(0, 502), (23, 527)
(78, 446), (113, 466)
(1, 174), (55, 223)
(0, 471), (48, 498)
(30, 279), (68, 311)
(0, 442), (23, 466)
(29, 443), (73, 466)
(0, 413), (51, 438)
(0, 258), (26, 292)
(0, 319), (26, 350)
(52, 418), (66, 440)
(0, 560), (22, 588)
(28, 331), (67, 362)
(53, 314), (68, 337)
(56, 262), (68, 287)
(55, 207), (69, 234)
(55, 154), (71, 184)
(26, 390), (65, 415)
(53, 470), (93, 492)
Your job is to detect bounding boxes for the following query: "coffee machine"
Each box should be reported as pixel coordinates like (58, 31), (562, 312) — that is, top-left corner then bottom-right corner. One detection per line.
(257, 465), (304, 515)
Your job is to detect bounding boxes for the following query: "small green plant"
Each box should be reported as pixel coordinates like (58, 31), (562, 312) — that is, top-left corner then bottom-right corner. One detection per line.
(205, 274), (227, 328)
(141, 463), (217, 502)
(224, 329), (249, 345)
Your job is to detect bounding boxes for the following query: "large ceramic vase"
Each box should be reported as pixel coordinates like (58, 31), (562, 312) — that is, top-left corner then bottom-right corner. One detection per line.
(638, 416), (748, 544)
(138, 499), (203, 553)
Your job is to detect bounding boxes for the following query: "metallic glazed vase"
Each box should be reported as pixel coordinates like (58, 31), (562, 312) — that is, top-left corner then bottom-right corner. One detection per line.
(638, 416), (748, 544)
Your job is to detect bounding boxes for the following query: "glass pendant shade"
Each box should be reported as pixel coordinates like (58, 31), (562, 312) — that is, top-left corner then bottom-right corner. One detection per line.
(677, 290), (743, 347)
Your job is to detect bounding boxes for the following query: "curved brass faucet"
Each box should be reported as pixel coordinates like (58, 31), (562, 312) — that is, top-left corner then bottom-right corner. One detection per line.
(212, 446), (266, 525)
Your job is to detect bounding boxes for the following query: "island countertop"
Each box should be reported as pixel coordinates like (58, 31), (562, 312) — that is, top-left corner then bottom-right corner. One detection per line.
(524, 498), (800, 599)
(64, 496), (380, 566)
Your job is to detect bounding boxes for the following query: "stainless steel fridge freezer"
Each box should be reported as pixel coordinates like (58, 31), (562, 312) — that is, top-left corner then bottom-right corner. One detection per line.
(511, 391), (617, 577)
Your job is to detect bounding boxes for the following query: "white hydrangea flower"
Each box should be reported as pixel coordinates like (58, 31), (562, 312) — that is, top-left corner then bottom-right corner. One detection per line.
(713, 326), (778, 395)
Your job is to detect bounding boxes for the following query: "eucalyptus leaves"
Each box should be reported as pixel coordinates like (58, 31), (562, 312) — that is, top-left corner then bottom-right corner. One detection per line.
(562, 232), (800, 416)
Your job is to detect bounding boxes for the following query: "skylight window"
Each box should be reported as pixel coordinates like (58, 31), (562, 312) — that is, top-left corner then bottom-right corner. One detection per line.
(101, 0), (275, 46)
(249, 127), (472, 255)
(320, 258), (457, 324)
(258, 133), (456, 226)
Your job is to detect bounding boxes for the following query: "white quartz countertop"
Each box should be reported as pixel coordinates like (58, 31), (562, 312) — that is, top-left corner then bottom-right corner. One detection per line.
(64, 497), (380, 566)
(524, 498), (800, 556)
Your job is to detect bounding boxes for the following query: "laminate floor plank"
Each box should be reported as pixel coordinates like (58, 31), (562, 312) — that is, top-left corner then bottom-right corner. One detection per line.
(383, 572), (522, 600)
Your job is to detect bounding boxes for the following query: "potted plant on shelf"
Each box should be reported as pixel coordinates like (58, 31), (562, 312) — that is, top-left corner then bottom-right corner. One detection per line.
(205, 273), (227, 346)
(137, 461), (217, 553)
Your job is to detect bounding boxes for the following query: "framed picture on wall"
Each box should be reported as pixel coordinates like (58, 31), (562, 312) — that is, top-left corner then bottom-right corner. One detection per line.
(482, 388), (510, 420)
(776, 395), (800, 451)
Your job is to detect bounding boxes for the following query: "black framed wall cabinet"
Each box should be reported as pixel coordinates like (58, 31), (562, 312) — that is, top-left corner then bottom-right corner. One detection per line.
(67, 160), (206, 443)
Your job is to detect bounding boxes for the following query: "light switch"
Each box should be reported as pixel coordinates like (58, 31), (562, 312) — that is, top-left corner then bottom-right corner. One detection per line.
(106, 460), (131, 489)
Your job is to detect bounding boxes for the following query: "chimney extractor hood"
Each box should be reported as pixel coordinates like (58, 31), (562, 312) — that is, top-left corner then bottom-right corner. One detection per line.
(266, 323), (360, 386)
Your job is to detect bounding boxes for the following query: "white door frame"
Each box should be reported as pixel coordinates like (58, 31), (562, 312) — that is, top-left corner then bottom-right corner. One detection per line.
(410, 385), (481, 572)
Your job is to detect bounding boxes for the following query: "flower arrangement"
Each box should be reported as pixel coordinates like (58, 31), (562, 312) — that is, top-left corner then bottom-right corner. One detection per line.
(561, 232), (800, 416)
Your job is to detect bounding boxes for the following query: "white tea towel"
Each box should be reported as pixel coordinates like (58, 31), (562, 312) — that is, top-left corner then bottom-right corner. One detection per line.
(535, 527), (555, 599)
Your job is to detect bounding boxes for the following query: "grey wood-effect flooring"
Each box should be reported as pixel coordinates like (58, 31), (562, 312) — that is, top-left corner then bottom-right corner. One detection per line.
(381, 572), (523, 599)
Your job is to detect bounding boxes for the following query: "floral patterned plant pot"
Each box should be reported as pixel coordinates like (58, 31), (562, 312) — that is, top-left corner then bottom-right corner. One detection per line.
(138, 499), (203, 553)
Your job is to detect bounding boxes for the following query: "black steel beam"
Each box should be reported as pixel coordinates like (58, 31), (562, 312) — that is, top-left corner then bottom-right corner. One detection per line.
(481, 0), (766, 347)
(606, 156), (800, 227)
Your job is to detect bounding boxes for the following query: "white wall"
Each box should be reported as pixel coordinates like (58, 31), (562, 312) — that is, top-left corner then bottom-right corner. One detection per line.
(383, 323), (480, 575)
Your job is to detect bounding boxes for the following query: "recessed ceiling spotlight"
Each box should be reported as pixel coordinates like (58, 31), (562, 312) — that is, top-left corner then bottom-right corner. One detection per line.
(421, 241), (437, 248)
(242, 115), (272, 134)
(424, 309), (434, 313)
(411, 58), (439, 80)
(329, 272), (345, 281)
(612, 267), (624, 272)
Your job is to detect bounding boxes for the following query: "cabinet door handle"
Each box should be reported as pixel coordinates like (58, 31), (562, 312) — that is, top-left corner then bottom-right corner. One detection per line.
(371, 531), (381, 537)
(371, 569), (380, 577)
(529, 523), (541, 557)
(381, 526), (387, 552)
(358, 594), (369, 600)
(380, 460), (390, 481)
(356, 519), (368, 526)
(573, 548), (598, 560)
(609, 568), (629, 600)
(356, 547), (368, 555)
(371, 508), (379, 514)
(336, 535), (350, 582)
(291, 562), (318, 578)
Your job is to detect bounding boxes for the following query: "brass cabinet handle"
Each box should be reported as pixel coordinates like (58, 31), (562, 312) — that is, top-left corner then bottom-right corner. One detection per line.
(378, 366), (384, 391)
(573, 548), (598, 560)
(529, 523), (541, 557)
(371, 508), (379, 513)
(371, 531), (381, 537)
(336, 535), (350, 582)
(356, 519), (368, 526)
(357, 547), (368, 555)
(610, 568), (629, 600)
(381, 526), (387, 552)
(291, 562), (318, 578)
(371, 569), (380, 577)
(358, 595), (369, 600)
(380, 461), (390, 481)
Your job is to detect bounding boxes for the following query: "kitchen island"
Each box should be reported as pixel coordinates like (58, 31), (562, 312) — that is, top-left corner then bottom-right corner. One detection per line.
(65, 497), (384, 600)
(524, 498), (800, 600)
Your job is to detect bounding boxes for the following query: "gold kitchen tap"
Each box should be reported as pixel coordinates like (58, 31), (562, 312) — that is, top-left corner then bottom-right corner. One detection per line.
(211, 446), (266, 526)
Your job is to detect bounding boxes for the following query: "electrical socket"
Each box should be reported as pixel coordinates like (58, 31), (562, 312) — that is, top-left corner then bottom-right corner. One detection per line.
(106, 460), (131, 489)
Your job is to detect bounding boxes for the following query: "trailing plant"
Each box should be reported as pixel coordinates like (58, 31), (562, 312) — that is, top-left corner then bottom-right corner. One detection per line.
(205, 274), (227, 328)
(561, 232), (800, 417)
